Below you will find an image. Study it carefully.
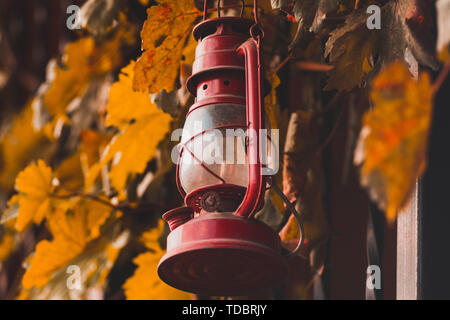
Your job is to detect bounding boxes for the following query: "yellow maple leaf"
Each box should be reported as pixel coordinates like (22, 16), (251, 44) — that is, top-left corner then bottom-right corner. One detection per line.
(279, 214), (300, 244)
(44, 38), (94, 117)
(354, 62), (433, 222)
(54, 152), (84, 193)
(105, 62), (163, 129)
(138, 0), (151, 6)
(0, 104), (53, 191)
(123, 220), (191, 300)
(325, 30), (378, 91)
(14, 160), (54, 231)
(87, 61), (172, 196)
(264, 73), (281, 129)
(43, 16), (136, 117)
(324, 11), (379, 91)
(0, 233), (15, 261)
(22, 198), (112, 289)
(80, 130), (110, 179)
(133, 0), (200, 93)
(42, 115), (70, 142)
(438, 45), (449, 63)
(181, 31), (197, 67)
(263, 73), (287, 215)
(19, 229), (128, 300)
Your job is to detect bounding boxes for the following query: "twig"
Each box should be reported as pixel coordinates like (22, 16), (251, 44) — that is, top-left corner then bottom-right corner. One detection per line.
(52, 186), (161, 213)
(270, 53), (293, 75)
(296, 61), (334, 72)
(432, 60), (450, 96)
(312, 91), (344, 122)
(323, 16), (347, 24)
(52, 190), (117, 209)
(315, 103), (346, 157)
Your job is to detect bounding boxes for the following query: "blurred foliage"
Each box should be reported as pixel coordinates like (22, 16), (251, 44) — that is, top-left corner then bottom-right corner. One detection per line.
(0, 0), (448, 300)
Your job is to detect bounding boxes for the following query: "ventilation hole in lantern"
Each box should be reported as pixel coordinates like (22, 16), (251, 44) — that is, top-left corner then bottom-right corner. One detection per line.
(203, 84), (208, 90)
(224, 80), (230, 86)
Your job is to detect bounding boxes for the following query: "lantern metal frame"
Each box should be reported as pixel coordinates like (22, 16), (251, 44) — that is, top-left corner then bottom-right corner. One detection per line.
(157, 0), (304, 296)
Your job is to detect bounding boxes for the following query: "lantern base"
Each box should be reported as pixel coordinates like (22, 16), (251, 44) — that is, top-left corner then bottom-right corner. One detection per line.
(157, 212), (288, 296)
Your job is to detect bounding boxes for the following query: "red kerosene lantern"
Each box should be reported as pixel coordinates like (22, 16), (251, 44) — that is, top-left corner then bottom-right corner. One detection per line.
(157, 0), (303, 295)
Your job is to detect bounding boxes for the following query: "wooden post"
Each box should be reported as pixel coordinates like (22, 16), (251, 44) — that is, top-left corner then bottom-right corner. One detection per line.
(396, 182), (421, 300)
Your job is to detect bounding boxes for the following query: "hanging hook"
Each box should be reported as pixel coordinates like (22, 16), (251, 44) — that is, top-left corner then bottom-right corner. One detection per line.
(203, 0), (222, 20)
(250, 0), (264, 40)
(240, 0), (245, 17)
(203, 0), (208, 20)
(203, 1), (260, 24)
(253, 0), (259, 25)
(203, 0), (221, 20)
(217, 0), (221, 17)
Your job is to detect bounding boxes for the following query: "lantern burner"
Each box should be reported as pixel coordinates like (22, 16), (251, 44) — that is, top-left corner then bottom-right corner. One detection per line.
(184, 184), (246, 214)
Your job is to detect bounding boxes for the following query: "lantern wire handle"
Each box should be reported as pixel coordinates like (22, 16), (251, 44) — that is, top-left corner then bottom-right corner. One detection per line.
(252, 0), (259, 26)
(250, 0), (264, 40)
(202, 0), (223, 19)
(203, 0), (260, 25)
(270, 182), (305, 260)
